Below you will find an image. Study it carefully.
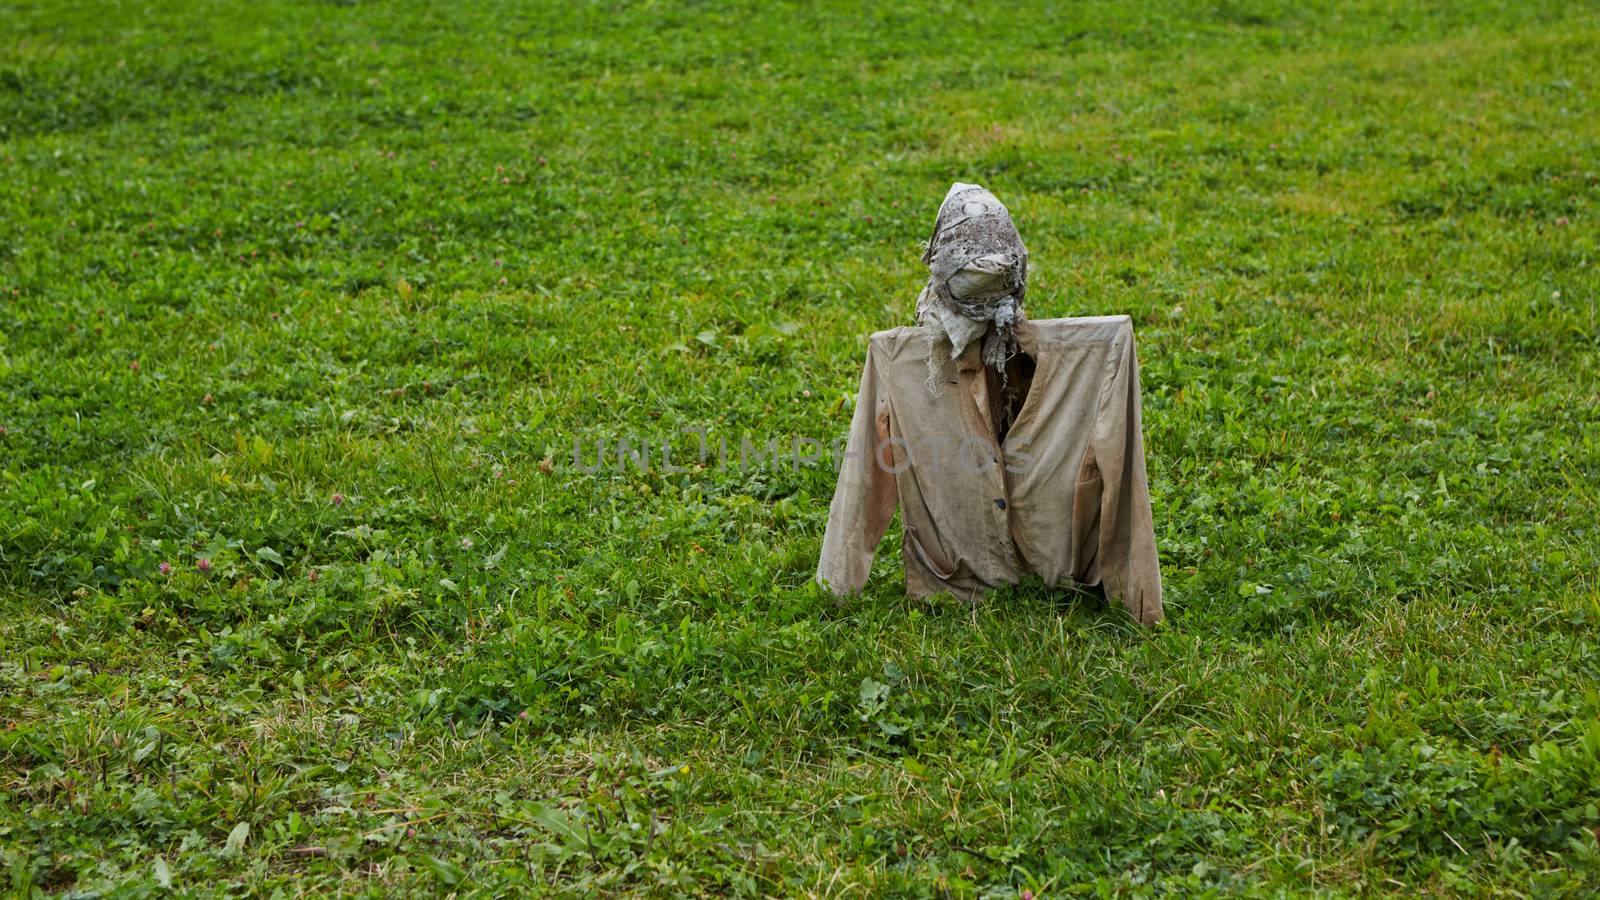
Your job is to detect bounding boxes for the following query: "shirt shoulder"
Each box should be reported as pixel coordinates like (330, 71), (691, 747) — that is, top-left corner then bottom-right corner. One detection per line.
(1024, 315), (1133, 346)
(867, 325), (928, 359)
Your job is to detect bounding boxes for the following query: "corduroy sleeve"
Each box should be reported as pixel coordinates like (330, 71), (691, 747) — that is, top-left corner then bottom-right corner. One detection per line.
(1090, 319), (1164, 625)
(816, 341), (899, 596)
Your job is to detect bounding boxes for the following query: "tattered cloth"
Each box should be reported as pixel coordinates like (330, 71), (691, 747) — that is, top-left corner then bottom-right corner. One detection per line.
(914, 183), (1029, 381)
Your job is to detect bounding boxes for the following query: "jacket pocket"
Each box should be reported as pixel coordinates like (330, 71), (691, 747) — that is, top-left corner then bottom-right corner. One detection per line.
(905, 525), (957, 581)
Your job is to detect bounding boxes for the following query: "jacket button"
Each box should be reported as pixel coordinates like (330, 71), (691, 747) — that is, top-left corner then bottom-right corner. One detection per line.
(994, 498), (1007, 510)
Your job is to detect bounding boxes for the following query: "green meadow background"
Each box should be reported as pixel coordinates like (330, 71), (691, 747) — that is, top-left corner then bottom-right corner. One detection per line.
(2, 0), (1598, 894)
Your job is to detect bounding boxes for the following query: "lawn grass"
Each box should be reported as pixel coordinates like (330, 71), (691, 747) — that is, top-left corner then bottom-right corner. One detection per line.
(2, 0), (1599, 894)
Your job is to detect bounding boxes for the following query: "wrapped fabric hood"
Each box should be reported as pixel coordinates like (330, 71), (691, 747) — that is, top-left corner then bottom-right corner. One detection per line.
(914, 183), (1029, 372)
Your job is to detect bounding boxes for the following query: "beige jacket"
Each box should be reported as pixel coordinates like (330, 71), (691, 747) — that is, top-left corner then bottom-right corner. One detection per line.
(816, 315), (1163, 625)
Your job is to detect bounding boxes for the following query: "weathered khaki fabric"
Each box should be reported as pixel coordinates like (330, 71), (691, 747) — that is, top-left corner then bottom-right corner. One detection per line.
(816, 315), (1164, 625)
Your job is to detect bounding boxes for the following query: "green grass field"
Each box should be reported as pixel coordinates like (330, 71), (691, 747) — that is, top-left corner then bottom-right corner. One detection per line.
(3, 0), (1599, 894)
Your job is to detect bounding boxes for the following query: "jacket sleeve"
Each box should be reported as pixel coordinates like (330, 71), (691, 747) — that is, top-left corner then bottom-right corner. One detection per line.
(1090, 320), (1164, 625)
(816, 340), (898, 596)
